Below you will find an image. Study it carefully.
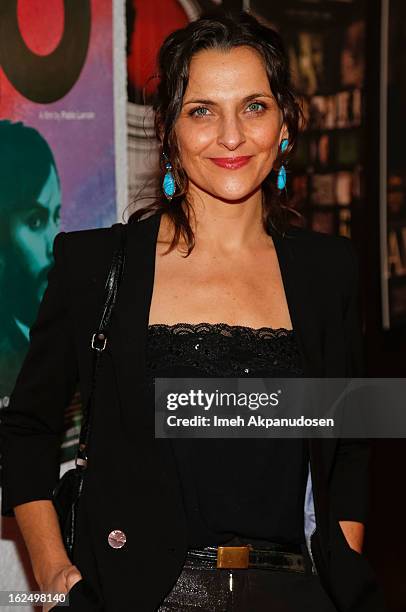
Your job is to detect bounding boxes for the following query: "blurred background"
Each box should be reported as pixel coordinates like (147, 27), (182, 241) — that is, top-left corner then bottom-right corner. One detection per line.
(0, 1), (405, 610)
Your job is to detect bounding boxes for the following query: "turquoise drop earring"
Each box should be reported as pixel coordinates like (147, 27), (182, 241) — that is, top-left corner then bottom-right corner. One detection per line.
(277, 138), (289, 190)
(162, 153), (176, 201)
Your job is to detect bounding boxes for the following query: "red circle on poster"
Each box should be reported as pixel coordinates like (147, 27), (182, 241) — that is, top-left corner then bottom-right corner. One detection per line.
(128, 0), (190, 96)
(17, 0), (65, 56)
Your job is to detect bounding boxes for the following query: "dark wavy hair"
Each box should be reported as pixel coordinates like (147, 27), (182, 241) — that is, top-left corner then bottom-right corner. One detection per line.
(128, 11), (304, 254)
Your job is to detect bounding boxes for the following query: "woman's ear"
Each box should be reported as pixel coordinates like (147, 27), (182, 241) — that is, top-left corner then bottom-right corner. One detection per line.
(279, 126), (289, 148)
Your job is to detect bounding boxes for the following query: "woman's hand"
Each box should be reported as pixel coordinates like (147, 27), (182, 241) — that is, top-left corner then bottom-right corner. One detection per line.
(338, 520), (365, 554)
(41, 563), (83, 612)
(12, 501), (83, 611)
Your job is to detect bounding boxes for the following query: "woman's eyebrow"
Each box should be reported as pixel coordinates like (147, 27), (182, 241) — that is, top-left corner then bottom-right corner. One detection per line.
(183, 92), (274, 106)
(18, 202), (51, 217)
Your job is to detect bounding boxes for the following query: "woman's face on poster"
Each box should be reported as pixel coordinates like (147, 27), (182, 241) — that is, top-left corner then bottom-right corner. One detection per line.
(8, 164), (61, 321)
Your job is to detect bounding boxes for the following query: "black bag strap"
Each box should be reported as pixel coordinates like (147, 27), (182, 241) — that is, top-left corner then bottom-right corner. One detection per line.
(75, 222), (127, 471)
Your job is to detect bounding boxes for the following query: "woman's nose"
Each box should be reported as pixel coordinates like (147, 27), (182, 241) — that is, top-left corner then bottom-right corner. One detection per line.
(217, 114), (246, 150)
(46, 222), (59, 259)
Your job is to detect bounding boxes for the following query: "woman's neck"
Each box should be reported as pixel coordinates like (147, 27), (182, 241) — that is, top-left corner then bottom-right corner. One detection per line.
(179, 187), (270, 255)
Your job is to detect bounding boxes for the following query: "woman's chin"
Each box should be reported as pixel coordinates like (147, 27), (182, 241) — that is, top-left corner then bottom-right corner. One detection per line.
(215, 190), (259, 204)
(200, 184), (260, 204)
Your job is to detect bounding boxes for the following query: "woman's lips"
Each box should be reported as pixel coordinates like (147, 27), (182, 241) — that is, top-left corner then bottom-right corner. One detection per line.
(208, 156), (253, 169)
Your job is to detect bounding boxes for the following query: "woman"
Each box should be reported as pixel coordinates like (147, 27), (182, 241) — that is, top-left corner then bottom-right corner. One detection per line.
(0, 12), (386, 612)
(0, 120), (61, 400)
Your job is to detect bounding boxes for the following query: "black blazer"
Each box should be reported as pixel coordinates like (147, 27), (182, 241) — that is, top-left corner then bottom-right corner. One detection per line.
(1, 211), (387, 611)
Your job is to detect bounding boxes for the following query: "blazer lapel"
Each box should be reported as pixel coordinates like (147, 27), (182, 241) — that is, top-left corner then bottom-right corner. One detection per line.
(108, 212), (162, 433)
(269, 226), (331, 570)
(106, 211), (188, 539)
(268, 226), (324, 377)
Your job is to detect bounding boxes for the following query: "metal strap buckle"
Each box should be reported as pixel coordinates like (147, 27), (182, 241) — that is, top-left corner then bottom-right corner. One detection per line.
(216, 545), (252, 568)
(75, 443), (88, 469)
(91, 332), (107, 351)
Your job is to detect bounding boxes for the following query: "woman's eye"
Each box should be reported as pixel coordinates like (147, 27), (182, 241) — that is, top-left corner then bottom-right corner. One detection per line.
(247, 102), (266, 113)
(29, 217), (43, 230)
(26, 212), (47, 231)
(190, 106), (210, 118)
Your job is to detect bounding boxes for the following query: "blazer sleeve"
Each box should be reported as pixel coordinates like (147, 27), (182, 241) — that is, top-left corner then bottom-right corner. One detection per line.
(329, 237), (371, 524)
(0, 231), (78, 518)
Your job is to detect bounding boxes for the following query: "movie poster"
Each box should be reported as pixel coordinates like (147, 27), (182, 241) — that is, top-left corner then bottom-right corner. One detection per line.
(382, 0), (406, 327)
(0, 1), (117, 461)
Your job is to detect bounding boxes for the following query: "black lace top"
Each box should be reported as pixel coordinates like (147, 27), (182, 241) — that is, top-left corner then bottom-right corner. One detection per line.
(147, 322), (308, 548)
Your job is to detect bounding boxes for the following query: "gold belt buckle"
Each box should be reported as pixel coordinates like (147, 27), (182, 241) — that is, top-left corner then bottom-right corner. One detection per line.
(216, 545), (252, 568)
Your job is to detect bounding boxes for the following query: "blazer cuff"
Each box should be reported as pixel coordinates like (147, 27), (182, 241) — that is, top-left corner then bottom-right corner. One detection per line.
(329, 438), (370, 524)
(1, 435), (61, 517)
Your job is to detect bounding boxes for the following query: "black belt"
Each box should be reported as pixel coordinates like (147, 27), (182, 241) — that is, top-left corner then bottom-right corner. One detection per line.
(186, 542), (309, 573)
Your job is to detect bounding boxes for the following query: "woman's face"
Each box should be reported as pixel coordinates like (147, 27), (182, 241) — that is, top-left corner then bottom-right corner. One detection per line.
(174, 45), (286, 202)
(6, 164), (61, 323)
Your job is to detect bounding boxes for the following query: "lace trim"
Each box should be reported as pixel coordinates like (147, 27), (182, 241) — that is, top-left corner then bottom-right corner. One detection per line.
(147, 321), (294, 339)
(146, 322), (303, 376)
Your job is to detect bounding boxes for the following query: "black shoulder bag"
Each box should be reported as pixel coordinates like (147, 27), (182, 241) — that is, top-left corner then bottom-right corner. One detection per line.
(52, 222), (127, 561)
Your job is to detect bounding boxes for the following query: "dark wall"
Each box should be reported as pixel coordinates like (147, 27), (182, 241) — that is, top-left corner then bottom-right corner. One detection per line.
(363, 3), (406, 611)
